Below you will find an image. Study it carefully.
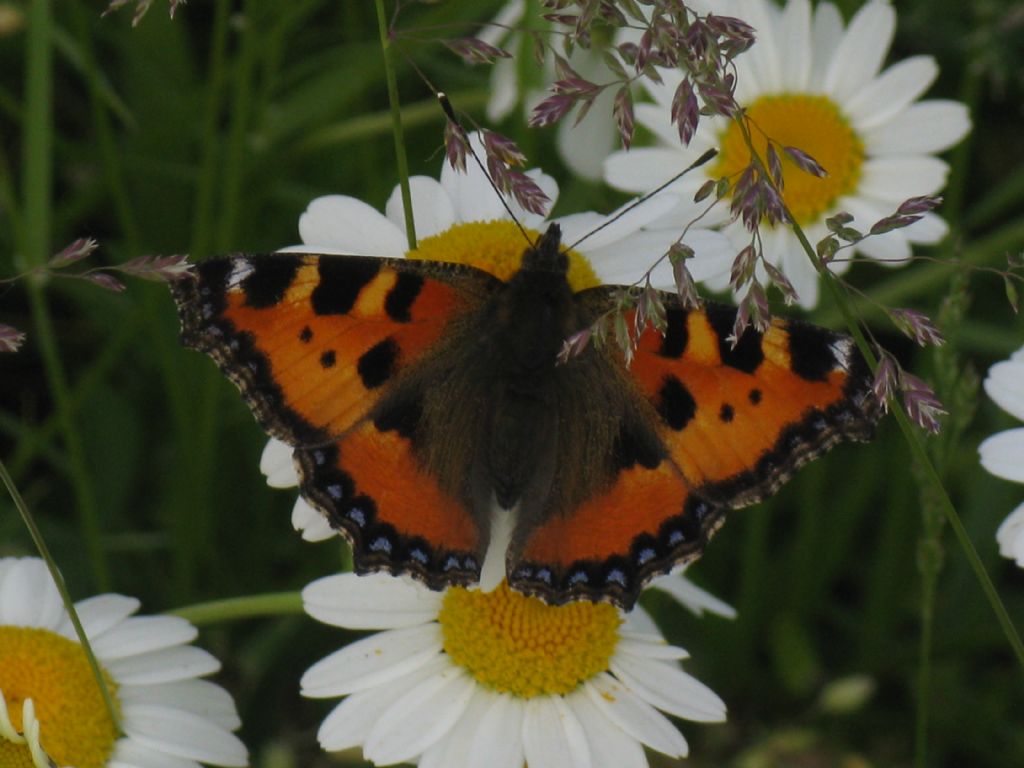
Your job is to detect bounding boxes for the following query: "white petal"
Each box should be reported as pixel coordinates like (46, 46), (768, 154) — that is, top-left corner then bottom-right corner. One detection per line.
(620, 606), (661, 637)
(487, 55), (520, 122)
(567, 687), (647, 768)
(0, 558), (62, 629)
(480, 504), (515, 593)
(300, 623), (443, 697)
(809, 2), (844, 91)
(845, 56), (938, 132)
(297, 195), (408, 254)
(979, 429), (1024, 483)
(858, 156), (950, 203)
(91, 615), (198, 659)
(522, 696), (590, 768)
(633, 101), (682, 148)
(316, 655), (449, 752)
(732, 0), (781, 96)
(902, 211), (948, 245)
(611, 655), (727, 722)
(363, 667), (476, 765)
(119, 679), (241, 731)
(584, 674), (688, 758)
(864, 100), (971, 156)
(121, 704), (247, 767)
(478, 0), (524, 47)
(106, 646), (221, 685)
(260, 439), (297, 488)
(386, 176), (457, 241)
(302, 572), (442, 630)
(996, 501), (1024, 566)
(617, 633), (689, 661)
(985, 358), (1024, 422)
(67, 594), (140, 639)
(778, 0), (812, 90)
(604, 148), (698, 193)
(557, 93), (618, 181)
(440, 134), (510, 224)
(647, 572), (737, 619)
(558, 192), (678, 252)
(823, 1), (896, 104)
(419, 687), (492, 768)
(839, 198), (911, 264)
(292, 496), (335, 541)
(779, 241), (822, 310)
(467, 693), (525, 768)
(108, 739), (202, 768)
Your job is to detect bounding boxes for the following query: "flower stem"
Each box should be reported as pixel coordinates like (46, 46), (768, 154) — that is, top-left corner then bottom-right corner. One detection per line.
(374, 0), (416, 249)
(0, 459), (122, 734)
(170, 592), (303, 625)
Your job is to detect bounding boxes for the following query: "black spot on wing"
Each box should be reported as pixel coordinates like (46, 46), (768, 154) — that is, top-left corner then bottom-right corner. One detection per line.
(312, 259), (380, 316)
(657, 375), (697, 431)
(719, 403), (734, 422)
(374, 392), (423, 439)
(706, 303), (764, 373)
(749, 388), (762, 405)
(787, 322), (840, 382)
(299, 326), (313, 343)
(386, 273), (424, 322)
(320, 350), (336, 369)
(659, 307), (689, 358)
(613, 420), (664, 470)
(241, 255), (301, 309)
(358, 338), (399, 389)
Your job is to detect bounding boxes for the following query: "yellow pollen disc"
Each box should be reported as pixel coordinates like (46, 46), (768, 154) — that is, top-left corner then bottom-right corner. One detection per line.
(408, 220), (600, 291)
(0, 741), (37, 768)
(439, 582), (621, 698)
(0, 627), (119, 768)
(715, 94), (864, 225)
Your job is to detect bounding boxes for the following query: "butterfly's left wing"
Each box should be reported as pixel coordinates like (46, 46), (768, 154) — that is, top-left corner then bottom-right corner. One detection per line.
(510, 289), (880, 608)
(172, 252), (502, 585)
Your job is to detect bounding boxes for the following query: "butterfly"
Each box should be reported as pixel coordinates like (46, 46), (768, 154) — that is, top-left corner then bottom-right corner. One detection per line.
(171, 224), (880, 609)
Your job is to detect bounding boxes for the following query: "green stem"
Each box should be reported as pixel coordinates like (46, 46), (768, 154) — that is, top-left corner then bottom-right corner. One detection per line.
(0, 459), (122, 733)
(170, 592), (303, 625)
(374, 0), (416, 249)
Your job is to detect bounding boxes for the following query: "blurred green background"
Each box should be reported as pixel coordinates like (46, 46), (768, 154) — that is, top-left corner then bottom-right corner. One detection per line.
(2, 1), (1024, 766)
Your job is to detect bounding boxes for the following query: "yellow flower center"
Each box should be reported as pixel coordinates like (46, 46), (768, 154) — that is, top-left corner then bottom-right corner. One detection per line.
(439, 582), (621, 698)
(715, 94), (864, 225)
(0, 739), (38, 768)
(0, 627), (120, 768)
(409, 220), (600, 291)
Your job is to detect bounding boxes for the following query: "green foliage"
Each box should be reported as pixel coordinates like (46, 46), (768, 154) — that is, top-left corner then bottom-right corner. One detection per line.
(2, 1), (1024, 766)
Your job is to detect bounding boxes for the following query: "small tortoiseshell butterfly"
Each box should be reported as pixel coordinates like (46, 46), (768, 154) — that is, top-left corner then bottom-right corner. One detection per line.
(171, 224), (880, 608)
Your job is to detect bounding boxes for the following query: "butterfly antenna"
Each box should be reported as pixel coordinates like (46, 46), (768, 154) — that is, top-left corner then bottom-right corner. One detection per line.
(566, 148), (719, 252)
(437, 93), (537, 248)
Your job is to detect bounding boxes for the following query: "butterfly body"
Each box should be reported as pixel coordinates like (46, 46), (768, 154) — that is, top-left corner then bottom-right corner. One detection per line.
(172, 225), (880, 608)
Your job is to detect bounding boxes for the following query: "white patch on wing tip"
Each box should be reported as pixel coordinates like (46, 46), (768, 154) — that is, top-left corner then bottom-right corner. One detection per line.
(479, 502), (516, 593)
(227, 258), (254, 288)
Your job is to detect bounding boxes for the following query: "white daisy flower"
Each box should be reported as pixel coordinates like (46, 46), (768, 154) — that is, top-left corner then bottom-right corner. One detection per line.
(603, 0), (971, 309)
(300, 570), (726, 768)
(979, 346), (1024, 567)
(0, 557), (248, 768)
(286, 131), (732, 289)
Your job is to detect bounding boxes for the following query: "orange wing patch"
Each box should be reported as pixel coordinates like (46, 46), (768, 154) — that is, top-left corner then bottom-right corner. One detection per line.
(172, 253), (498, 445)
(295, 420), (482, 586)
(633, 303), (875, 502)
(511, 459), (720, 606)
